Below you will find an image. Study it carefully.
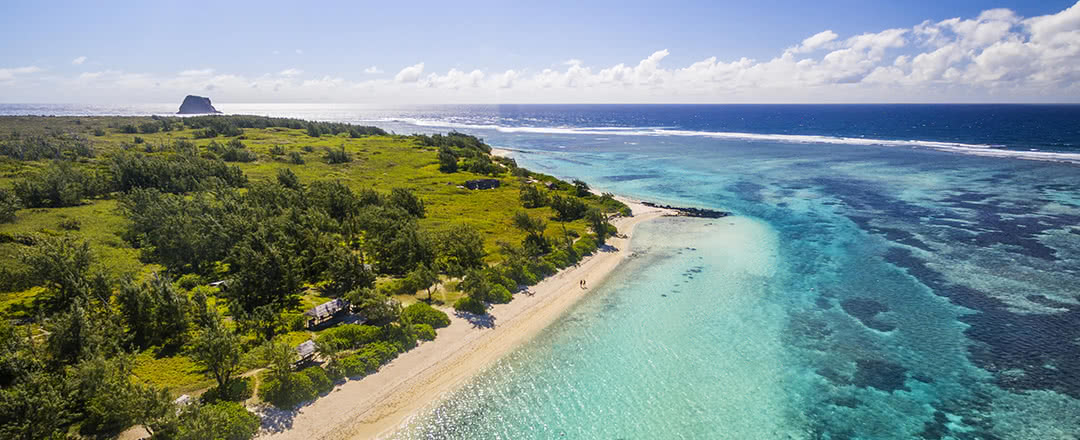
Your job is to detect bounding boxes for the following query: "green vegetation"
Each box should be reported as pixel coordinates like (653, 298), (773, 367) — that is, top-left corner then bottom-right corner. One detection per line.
(0, 115), (627, 439)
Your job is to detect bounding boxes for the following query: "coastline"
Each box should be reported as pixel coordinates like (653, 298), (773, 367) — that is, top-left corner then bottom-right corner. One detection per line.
(256, 191), (673, 439)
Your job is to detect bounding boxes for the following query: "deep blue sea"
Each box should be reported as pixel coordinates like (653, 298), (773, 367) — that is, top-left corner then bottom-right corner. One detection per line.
(4, 104), (1080, 438)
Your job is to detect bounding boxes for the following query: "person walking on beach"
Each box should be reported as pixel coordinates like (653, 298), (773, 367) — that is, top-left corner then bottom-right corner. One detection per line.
(580, 279), (587, 289)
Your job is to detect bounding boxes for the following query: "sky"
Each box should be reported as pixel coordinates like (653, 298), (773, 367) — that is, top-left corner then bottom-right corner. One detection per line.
(1, 0), (1078, 104)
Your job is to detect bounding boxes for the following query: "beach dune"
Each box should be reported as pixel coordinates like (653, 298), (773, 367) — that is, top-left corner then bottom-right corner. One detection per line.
(256, 198), (672, 440)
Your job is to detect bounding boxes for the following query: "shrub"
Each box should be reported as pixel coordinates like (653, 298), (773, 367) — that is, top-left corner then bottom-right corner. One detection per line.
(120, 124), (138, 134)
(301, 366), (334, 395)
(176, 401), (260, 440)
(269, 145), (286, 156)
(288, 151), (305, 164)
(259, 372), (316, 409)
(338, 355), (372, 377)
(301, 145), (314, 153)
(454, 296), (486, 315)
(93, 128), (106, 136)
(133, 136), (144, 144)
(437, 146), (458, 173)
(176, 273), (205, 290)
(139, 122), (160, 134)
(487, 284), (513, 304)
(325, 146), (351, 164)
(316, 324), (382, 350)
(414, 323), (436, 341)
(201, 376), (254, 403)
(574, 236), (598, 257)
(400, 302), (450, 329)
(58, 218), (81, 231)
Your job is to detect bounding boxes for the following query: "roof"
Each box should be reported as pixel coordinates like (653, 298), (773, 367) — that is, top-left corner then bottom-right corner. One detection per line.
(304, 298), (349, 319)
(296, 340), (316, 359)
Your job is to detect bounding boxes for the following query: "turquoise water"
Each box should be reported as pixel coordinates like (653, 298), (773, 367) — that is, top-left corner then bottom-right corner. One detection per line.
(9, 104), (1077, 438)
(389, 127), (1080, 439)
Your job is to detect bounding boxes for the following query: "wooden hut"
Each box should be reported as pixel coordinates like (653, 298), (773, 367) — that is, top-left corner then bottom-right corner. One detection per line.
(294, 340), (317, 367)
(303, 298), (350, 328)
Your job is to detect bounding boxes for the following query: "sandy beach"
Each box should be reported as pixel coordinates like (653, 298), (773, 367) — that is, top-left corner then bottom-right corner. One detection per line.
(256, 193), (672, 440)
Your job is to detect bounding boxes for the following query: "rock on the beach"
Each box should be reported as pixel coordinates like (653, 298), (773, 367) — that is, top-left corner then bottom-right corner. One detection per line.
(177, 95), (221, 114)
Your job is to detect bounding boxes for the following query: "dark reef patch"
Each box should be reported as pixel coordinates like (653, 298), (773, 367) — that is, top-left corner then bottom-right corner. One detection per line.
(603, 173), (660, 182)
(853, 359), (909, 393)
(884, 246), (1080, 399)
(840, 298), (896, 332)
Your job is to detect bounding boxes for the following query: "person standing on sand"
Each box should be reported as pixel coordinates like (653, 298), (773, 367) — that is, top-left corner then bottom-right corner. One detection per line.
(580, 279), (587, 289)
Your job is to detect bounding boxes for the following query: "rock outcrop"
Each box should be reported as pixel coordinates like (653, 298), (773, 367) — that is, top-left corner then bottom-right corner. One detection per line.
(177, 95), (221, 114)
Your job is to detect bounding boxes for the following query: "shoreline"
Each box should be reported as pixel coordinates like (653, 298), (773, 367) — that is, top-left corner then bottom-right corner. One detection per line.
(256, 196), (674, 439)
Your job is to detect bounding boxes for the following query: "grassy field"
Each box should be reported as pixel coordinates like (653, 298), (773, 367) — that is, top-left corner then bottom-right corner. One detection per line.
(0, 115), (606, 395)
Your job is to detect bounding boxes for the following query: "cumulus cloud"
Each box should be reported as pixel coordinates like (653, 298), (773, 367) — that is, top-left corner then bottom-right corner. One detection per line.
(4, 2), (1080, 103)
(394, 63), (424, 83)
(791, 30), (839, 53)
(364, 66), (383, 74)
(72, 56), (87, 65)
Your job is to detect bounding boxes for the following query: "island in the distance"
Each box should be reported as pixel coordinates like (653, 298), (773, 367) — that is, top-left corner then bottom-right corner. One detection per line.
(177, 95), (222, 114)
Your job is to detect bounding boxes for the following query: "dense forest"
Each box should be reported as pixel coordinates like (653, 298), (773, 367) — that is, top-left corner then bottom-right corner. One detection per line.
(0, 115), (626, 439)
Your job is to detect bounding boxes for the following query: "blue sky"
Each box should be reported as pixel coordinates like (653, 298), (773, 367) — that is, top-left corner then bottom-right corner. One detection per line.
(1, 0), (1078, 103)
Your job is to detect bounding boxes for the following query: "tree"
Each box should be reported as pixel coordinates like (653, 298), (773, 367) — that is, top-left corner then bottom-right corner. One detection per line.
(224, 221), (304, 316)
(276, 168), (302, 191)
(519, 184), (546, 208)
(389, 187), (425, 218)
(512, 211), (549, 256)
(432, 224), (486, 277)
(71, 355), (154, 435)
(322, 247), (376, 297)
(405, 263), (439, 301)
(174, 401), (260, 440)
(549, 194), (589, 221)
(190, 312), (243, 391)
(345, 288), (400, 326)
(0, 189), (18, 223)
(587, 209), (614, 245)
(116, 272), (191, 349)
(21, 236), (111, 314)
(572, 179), (591, 197)
(437, 146), (458, 173)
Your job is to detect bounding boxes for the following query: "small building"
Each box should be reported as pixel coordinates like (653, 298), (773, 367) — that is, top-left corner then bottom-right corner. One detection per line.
(303, 298), (350, 328)
(295, 340), (317, 367)
(464, 179), (500, 190)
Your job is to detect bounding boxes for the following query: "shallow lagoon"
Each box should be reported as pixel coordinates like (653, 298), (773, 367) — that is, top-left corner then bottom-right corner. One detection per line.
(394, 128), (1080, 439)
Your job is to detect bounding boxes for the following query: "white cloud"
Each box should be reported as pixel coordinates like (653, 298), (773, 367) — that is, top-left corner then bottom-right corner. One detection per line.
(394, 63), (425, 83)
(791, 30), (839, 53)
(295, 49), (304, 55)
(72, 56), (87, 65)
(0, 66), (42, 81)
(4, 2), (1080, 103)
(179, 68), (214, 76)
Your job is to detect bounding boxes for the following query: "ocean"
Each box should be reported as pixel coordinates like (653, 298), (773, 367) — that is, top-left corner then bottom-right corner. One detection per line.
(5, 103), (1080, 438)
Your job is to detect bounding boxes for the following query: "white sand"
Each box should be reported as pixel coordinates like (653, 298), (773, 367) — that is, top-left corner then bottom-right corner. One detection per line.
(256, 198), (672, 440)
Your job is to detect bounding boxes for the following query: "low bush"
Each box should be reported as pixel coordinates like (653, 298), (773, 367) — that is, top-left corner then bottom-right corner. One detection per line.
(400, 302), (450, 329)
(453, 296), (486, 315)
(487, 284), (513, 304)
(301, 366), (334, 395)
(201, 376), (254, 403)
(259, 372), (316, 409)
(316, 324), (382, 350)
(413, 323), (436, 341)
(288, 151), (305, 164)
